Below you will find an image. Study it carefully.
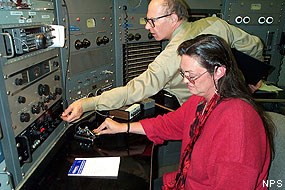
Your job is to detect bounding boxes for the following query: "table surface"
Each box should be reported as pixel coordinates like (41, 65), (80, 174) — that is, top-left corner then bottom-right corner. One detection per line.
(22, 107), (167, 190)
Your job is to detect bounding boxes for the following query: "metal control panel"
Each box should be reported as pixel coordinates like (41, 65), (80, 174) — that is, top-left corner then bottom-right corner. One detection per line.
(3, 25), (55, 56)
(113, 0), (222, 86)
(222, 0), (285, 85)
(64, 0), (116, 103)
(113, 0), (162, 86)
(0, 0), (66, 189)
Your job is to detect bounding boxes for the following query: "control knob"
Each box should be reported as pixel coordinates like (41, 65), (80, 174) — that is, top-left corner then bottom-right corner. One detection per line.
(15, 78), (23, 86)
(55, 87), (63, 95)
(127, 33), (135, 41)
(20, 113), (30, 122)
(75, 39), (83, 50)
(54, 75), (60, 81)
(38, 84), (50, 96)
(102, 36), (109, 44)
(82, 38), (91, 48)
(18, 96), (26, 104)
(134, 33), (141, 41)
(96, 36), (109, 46)
(31, 105), (41, 114)
(53, 61), (59, 67)
(96, 37), (103, 46)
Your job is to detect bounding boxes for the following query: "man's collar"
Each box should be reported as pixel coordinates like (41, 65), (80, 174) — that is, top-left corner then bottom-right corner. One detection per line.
(170, 20), (188, 40)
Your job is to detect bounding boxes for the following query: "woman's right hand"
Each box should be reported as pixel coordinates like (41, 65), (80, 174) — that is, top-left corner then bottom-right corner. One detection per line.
(93, 118), (126, 135)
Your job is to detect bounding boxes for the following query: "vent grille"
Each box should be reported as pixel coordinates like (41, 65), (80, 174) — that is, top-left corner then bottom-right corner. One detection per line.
(123, 41), (162, 84)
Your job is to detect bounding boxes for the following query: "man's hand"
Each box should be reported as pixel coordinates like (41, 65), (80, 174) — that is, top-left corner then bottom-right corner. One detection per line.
(61, 99), (84, 122)
(249, 80), (263, 93)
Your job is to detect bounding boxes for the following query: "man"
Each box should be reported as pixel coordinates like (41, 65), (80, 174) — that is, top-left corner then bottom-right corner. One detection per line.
(61, 0), (264, 122)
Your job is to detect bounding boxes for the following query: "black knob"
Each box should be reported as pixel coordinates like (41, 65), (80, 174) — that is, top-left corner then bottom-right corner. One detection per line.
(15, 78), (23, 86)
(18, 96), (26, 104)
(38, 84), (50, 96)
(134, 33), (141, 41)
(20, 113), (30, 122)
(55, 87), (63, 95)
(75, 39), (83, 50)
(82, 38), (91, 48)
(127, 33), (135, 41)
(54, 75), (60, 81)
(31, 105), (41, 114)
(53, 61), (59, 67)
(96, 37), (103, 46)
(102, 36), (109, 44)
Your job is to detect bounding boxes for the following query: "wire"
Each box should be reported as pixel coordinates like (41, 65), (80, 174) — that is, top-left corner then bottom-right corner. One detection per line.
(276, 58), (284, 85)
(134, 0), (142, 9)
(61, 0), (71, 108)
(123, 5), (129, 85)
(94, 110), (114, 119)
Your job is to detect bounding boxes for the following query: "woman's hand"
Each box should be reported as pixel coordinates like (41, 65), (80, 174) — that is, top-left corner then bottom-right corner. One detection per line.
(93, 118), (127, 135)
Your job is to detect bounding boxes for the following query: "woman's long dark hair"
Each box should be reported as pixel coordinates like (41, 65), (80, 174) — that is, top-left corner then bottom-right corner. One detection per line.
(177, 34), (275, 158)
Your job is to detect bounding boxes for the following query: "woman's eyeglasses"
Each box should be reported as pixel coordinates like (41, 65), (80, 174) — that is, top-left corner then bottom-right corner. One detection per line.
(179, 69), (208, 84)
(144, 13), (172, 28)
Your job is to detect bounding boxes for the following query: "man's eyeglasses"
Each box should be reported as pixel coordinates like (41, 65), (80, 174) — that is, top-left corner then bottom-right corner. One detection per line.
(144, 13), (172, 28)
(179, 69), (208, 84)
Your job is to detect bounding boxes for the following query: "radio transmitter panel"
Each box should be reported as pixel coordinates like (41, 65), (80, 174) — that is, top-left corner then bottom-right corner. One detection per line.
(0, 0), (67, 189)
(64, 0), (116, 104)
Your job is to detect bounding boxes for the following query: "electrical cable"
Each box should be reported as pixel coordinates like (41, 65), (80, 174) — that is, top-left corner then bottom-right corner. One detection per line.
(61, 0), (71, 108)
(123, 5), (130, 85)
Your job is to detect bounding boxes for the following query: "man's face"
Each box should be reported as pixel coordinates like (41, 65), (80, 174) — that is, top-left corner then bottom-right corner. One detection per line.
(145, 0), (175, 41)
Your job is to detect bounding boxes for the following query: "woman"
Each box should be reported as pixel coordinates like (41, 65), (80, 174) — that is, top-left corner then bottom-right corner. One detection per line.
(94, 34), (275, 189)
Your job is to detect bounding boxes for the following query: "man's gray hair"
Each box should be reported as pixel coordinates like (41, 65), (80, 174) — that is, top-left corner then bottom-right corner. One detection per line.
(161, 0), (189, 20)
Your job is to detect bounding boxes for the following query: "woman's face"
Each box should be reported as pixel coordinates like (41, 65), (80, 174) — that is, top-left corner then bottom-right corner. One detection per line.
(180, 55), (216, 101)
